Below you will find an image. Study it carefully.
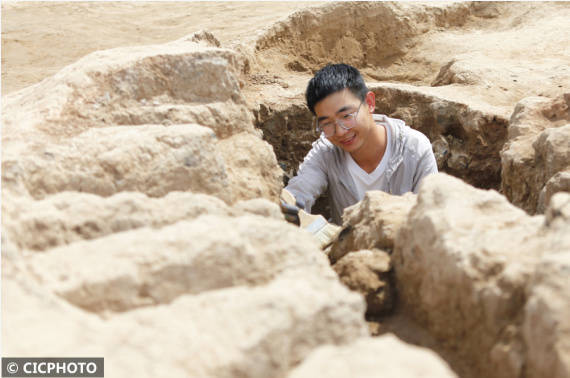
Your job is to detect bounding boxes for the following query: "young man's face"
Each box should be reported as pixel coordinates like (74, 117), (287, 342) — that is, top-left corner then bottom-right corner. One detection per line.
(314, 88), (375, 154)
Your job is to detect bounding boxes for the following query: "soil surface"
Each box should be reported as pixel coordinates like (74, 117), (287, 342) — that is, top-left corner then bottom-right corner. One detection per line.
(3, 3), (569, 378)
(1, 1), (322, 94)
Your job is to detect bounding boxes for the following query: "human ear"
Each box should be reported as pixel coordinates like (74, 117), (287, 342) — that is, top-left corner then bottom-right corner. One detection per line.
(365, 91), (376, 113)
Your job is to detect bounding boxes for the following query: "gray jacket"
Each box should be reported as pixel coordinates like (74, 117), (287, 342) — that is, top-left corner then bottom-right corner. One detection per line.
(285, 114), (438, 224)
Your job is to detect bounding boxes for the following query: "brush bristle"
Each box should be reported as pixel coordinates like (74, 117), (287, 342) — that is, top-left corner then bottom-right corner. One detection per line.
(313, 223), (341, 249)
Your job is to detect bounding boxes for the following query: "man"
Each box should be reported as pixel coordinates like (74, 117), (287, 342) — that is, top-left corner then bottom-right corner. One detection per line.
(284, 63), (437, 225)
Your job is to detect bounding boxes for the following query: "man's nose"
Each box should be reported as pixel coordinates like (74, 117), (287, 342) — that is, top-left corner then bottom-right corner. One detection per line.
(334, 121), (349, 137)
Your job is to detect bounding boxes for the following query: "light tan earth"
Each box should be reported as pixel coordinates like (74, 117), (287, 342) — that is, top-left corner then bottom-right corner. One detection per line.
(7, 2), (568, 104)
(2, 2), (570, 378)
(241, 1), (569, 215)
(1, 1), (323, 94)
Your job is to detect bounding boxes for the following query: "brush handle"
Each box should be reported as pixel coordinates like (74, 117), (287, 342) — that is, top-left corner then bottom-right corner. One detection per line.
(298, 210), (325, 230)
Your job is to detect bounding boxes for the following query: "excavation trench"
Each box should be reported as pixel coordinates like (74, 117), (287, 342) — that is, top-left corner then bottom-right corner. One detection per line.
(244, 5), (518, 376)
(245, 1), (519, 219)
(250, 92), (510, 378)
(251, 87), (510, 220)
(4, 2), (568, 377)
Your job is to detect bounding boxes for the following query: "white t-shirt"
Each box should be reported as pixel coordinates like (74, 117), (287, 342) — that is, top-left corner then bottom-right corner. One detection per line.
(345, 123), (392, 201)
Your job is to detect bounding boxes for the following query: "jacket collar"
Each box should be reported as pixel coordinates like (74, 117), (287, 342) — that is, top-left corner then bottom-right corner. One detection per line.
(372, 114), (406, 184)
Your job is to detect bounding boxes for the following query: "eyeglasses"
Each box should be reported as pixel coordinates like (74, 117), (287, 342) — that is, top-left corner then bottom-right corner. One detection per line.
(314, 100), (365, 137)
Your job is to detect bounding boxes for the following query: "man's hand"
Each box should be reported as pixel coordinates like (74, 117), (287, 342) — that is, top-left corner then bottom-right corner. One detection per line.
(280, 189), (341, 249)
(280, 189), (302, 225)
(280, 201), (300, 225)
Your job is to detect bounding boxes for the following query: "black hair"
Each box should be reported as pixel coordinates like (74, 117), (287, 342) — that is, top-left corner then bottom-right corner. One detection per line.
(305, 63), (368, 115)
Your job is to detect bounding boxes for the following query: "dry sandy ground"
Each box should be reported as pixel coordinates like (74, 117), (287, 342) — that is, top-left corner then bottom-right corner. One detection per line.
(2, 3), (569, 377)
(1, 1), (322, 94)
(3, 1), (569, 107)
(245, 2), (570, 113)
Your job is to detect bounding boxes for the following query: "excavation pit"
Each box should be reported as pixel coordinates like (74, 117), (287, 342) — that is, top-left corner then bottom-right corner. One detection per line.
(245, 1), (569, 217)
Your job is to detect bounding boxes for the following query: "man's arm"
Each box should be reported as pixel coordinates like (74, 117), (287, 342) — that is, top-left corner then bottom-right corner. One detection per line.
(284, 139), (329, 213)
(412, 143), (438, 194)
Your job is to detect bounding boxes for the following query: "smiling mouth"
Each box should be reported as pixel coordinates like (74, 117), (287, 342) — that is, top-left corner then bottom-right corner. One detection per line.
(340, 135), (356, 144)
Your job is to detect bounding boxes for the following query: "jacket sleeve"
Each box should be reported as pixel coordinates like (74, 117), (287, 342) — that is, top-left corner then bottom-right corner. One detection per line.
(284, 138), (329, 213)
(412, 139), (438, 194)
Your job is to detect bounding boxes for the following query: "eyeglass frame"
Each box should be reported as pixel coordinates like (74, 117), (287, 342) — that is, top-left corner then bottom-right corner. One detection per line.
(313, 99), (365, 137)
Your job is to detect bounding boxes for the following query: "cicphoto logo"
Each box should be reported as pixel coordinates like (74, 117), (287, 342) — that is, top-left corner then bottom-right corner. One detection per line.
(1, 358), (103, 377)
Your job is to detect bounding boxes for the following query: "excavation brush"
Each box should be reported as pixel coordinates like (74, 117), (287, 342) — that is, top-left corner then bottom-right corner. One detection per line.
(281, 189), (342, 250)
